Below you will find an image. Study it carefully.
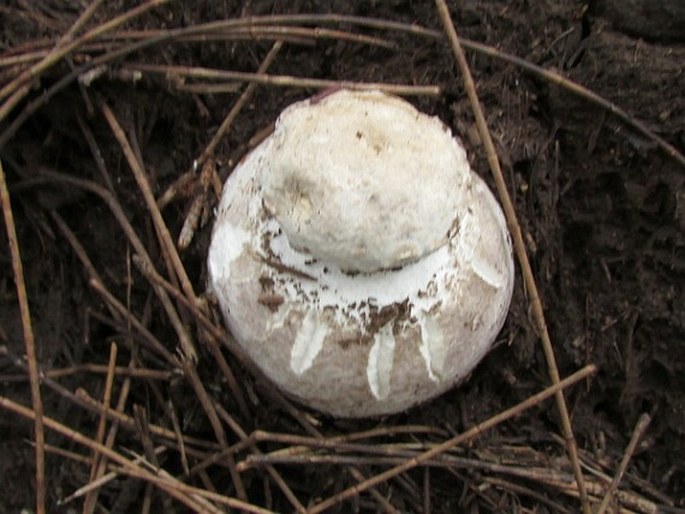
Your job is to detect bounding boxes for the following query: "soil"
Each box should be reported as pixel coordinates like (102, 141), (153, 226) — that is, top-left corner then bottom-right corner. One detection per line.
(0, 1), (683, 512)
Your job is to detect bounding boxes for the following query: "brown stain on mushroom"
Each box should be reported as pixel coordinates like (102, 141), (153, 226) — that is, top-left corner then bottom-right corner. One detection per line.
(257, 294), (284, 312)
(329, 301), (412, 350)
(257, 275), (284, 312)
(365, 300), (411, 340)
(447, 216), (460, 239)
(258, 254), (317, 281)
(259, 275), (275, 291)
(337, 334), (366, 350)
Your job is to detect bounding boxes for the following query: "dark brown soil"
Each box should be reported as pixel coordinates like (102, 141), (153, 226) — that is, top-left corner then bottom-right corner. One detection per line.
(1, 1), (683, 512)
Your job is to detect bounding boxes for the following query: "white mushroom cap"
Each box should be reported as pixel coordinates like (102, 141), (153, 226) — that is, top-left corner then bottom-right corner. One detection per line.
(208, 89), (514, 417)
(261, 90), (469, 272)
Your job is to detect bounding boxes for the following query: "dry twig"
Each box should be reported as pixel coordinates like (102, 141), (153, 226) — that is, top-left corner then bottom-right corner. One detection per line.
(455, 38), (685, 170)
(0, 159), (45, 514)
(127, 62), (440, 97)
(0, 395), (229, 512)
(83, 342), (118, 513)
(0, 0), (169, 120)
(307, 364), (596, 513)
(434, 1), (592, 512)
(176, 40), (283, 249)
(596, 413), (652, 514)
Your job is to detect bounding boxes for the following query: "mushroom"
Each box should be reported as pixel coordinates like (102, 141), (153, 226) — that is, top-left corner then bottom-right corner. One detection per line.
(208, 89), (514, 417)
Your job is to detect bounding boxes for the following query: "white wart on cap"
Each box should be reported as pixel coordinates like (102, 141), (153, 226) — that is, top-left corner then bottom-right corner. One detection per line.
(208, 89), (514, 417)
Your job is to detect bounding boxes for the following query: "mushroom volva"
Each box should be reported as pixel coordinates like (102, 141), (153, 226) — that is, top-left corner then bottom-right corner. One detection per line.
(208, 89), (514, 417)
